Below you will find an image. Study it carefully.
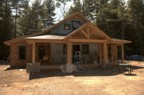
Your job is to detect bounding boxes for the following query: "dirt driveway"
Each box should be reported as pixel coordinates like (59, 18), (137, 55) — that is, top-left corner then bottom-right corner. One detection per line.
(0, 61), (144, 95)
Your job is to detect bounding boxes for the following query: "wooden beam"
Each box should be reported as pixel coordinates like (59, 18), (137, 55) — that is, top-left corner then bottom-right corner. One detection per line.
(87, 26), (90, 38)
(27, 39), (65, 44)
(99, 44), (102, 64)
(103, 43), (108, 64)
(121, 44), (124, 63)
(81, 29), (89, 39)
(115, 45), (118, 63)
(67, 42), (72, 64)
(68, 39), (106, 43)
(111, 45), (114, 63)
(32, 42), (36, 63)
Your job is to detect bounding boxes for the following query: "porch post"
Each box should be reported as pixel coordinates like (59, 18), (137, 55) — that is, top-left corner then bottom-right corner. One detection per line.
(32, 42), (36, 63)
(121, 44), (124, 63)
(111, 45), (114, 63)
(67, 42), (72, 64)
(99, 44), (102, 64)
(103, 43), (108, 64)
(115, 45), (118, 63)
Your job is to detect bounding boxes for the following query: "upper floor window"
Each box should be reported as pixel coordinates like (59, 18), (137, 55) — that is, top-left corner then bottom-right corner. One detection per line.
(64, 23), (71, 30)
(72, 20), (81, 30)
(19, 46), (26, 60)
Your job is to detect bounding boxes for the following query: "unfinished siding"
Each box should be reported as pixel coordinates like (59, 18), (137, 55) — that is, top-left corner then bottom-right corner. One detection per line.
(50, 43), (99, 65)
(35, 43), (50, 64)
(50, 43), (66, 64)
(10, 41), (32, 68)
(50, 19), (84, 36)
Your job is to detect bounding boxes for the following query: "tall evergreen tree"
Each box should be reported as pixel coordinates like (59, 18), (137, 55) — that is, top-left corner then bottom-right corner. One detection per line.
(0, 0), (13, 59)
(43, 0), (56, 28)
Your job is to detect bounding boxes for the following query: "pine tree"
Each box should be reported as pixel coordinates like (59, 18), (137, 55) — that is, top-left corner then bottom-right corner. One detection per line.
(43, 0), (56, 28)
(0, 0), (13, 59)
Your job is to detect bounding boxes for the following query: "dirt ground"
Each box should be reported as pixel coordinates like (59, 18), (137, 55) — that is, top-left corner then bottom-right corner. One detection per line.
(0, 61), (144, 95)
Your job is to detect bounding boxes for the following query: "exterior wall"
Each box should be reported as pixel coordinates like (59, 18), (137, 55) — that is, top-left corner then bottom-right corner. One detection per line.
(78, 44), (99, 64)
(50, 19), (84, 35)
(50, 43), (99, 65)
(35, 43), (50, 64)
(10, 41), (32, 68)
(50, 43), (67, 64)
(9, 42), (99, 67)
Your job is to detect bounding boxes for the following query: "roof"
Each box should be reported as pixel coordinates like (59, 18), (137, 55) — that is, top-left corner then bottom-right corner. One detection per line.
(26, 35), (65, 40)
(4, 12), (131, 45)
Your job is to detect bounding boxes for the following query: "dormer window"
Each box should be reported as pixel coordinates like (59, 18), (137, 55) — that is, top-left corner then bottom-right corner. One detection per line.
(64, 23), (71, 30)
(72, 20), (81, 30)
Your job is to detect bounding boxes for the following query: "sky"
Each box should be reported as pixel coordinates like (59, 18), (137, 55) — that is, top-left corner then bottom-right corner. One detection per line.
(29, 0), (129, 22)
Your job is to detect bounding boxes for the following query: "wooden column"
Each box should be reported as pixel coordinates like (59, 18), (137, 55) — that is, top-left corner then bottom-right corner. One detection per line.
(103, 43), (108, 64)
(32, 42), (36, 63)
(99, 44), (102, 64)
(121, 44), (124, 63)
(111, 45), (114, 63)
(67, 42), (72, 64)
(115, 45), (118, 62)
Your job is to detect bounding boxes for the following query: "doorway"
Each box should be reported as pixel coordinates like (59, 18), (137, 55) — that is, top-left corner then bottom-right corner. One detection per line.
(73, 45), (80, 63)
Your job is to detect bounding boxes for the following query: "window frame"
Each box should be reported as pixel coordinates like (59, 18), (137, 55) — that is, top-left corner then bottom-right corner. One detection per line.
(38, 46), (46, 59)
(63, 44), (67, 55)
(19, 46), (26, 60)
(64, 23), (71, 30)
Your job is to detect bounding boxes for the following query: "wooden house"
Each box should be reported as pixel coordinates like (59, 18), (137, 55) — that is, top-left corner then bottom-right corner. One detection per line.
(4, 13), (131, 70)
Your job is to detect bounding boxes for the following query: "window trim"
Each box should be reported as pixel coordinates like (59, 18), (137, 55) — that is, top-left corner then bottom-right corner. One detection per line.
(19, 46), (26, 60)
(64, 23), (71, 30)
(38, 46), (46, 59)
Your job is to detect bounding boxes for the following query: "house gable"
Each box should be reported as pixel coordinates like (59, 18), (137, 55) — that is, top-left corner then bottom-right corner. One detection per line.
(49, 19), (85, 36)
(64, 22), (111, 41)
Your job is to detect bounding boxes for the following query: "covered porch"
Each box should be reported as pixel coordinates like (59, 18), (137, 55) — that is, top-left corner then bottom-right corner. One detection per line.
(26, 36), (128, 71)
(26, 23), (131, 72)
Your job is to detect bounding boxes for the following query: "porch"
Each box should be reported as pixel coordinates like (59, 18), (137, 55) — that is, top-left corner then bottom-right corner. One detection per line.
(26, 38), (125, 72)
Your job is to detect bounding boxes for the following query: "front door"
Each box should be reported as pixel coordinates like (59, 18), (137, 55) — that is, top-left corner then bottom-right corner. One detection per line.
(73, 45), (80, 63)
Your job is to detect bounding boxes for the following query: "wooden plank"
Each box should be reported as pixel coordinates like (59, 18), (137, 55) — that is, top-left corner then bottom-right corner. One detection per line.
(99, 44), (102, 64)
(103, 43), (108, 64)
(27, 39), (65, 44)
(81, 29), (89, 39)
(115, 45), (118, 63)
(32, 42), (36, 63)
(68, 39), (106, 43)
(111, 45), (114, 63)
(67, 42), (72, 64)
(121, 44), (124, 63)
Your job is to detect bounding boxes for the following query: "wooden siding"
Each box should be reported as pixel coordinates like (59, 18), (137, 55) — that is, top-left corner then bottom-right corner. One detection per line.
(9, 41), (32, 68)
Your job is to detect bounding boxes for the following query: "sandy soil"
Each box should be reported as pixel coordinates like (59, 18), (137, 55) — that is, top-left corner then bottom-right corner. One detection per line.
(0, 61), (144, 95)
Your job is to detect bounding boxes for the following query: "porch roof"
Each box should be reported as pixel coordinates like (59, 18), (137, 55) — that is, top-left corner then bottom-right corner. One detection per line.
(26, 35), (66, 40)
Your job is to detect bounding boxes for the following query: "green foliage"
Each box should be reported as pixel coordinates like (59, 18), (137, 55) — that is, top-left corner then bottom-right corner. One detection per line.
(0, 0), (13, 59)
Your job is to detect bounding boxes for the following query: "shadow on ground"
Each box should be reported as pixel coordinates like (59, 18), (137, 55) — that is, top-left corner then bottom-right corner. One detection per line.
(29, 65), (143, 80)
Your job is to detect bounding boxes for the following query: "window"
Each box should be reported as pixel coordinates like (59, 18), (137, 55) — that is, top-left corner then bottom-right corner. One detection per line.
(72, 21), (81, 30)
(82, 44), (89, 54)
(19, 46), (26, 60)
(38, 46), (45, 59)
(63, 44), (67, 54)
(64, 23), (71, 30)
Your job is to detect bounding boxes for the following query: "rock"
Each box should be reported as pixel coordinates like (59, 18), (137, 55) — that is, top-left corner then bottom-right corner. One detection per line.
(4, 84), (8, 87)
